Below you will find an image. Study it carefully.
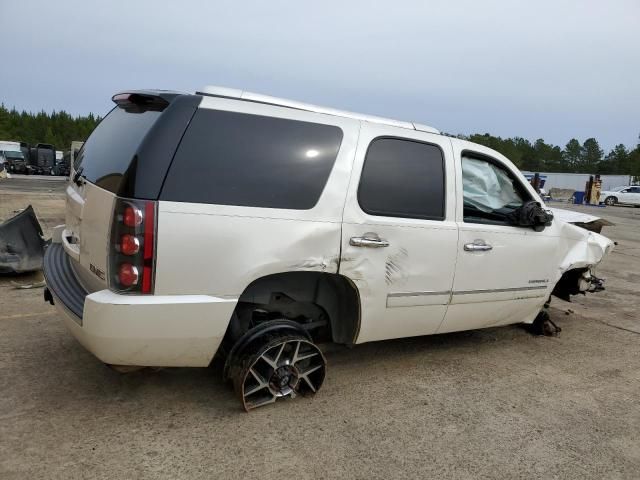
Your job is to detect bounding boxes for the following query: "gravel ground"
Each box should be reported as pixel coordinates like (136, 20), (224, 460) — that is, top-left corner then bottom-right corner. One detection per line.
(1, 176), (639, 479)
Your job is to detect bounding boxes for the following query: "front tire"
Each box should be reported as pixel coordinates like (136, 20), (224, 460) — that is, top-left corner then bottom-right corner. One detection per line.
(604, 196), (617, 206)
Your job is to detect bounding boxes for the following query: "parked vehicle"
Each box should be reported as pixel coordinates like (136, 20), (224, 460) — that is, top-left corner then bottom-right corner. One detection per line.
(2, 150), (27, 173)
(27, 143), (55, 175)
(51, 150), (70, 176)
(0, 141), (27, 174)
(600, 186), (640, 206)
(43, 87), (614, 411)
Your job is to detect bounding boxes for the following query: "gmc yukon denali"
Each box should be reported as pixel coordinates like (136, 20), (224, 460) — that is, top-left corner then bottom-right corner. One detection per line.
(43, 86), (613, 410)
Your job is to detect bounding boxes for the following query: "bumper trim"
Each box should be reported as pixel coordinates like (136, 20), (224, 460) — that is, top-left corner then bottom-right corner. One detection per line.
(43, 243), (87, 321)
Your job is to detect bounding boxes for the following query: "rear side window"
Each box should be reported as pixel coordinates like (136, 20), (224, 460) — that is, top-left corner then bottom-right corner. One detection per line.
(75, 107), (162, 193)
(160, 109), (343, 209)
(358, 138), (445, 220)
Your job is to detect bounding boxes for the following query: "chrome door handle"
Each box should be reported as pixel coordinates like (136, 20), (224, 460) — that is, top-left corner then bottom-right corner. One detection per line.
(350, 232), (390, 248)
(464, 241), (493, 252)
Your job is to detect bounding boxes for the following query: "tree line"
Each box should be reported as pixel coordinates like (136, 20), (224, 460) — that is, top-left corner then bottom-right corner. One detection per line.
(0, 104), (101, 151)
(460, 133), (640, 176)
(0, 103), (638, 176)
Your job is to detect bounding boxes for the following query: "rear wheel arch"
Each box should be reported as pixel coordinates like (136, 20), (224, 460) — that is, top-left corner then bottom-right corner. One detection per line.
(223, 271), (361, 349)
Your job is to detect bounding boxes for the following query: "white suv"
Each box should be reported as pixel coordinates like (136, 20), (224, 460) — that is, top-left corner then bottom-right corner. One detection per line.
(43, 86), (613, 410)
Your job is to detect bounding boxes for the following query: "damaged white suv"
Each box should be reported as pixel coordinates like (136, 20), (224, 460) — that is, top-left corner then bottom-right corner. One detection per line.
(43, 87), (614, 410)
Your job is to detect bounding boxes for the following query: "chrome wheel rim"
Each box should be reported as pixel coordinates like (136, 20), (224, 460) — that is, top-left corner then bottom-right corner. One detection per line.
(240, 339), (325, 410)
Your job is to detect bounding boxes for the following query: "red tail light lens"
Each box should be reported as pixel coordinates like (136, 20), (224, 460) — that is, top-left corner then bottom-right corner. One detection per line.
(119, 234), (140, 255)
(141, 201), (155, 293)
(118, 263), (139, 287)
(123, 206), (143, 227)
(109, 198), (156, 294)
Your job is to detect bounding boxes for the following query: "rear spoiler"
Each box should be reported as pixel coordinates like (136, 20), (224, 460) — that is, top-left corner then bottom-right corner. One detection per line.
(112, 90), (185, 112)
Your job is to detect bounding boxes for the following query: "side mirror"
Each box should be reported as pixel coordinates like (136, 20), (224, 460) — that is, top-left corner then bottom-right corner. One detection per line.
(507, 201), (553, 232)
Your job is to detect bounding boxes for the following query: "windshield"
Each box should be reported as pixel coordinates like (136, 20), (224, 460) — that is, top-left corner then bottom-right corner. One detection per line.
(4, 151), (24, 160)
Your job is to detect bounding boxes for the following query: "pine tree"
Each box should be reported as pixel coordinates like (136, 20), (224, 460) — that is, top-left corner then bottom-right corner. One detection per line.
(563, 139), (583, 172)
(602, 144), (629, 174)
(581, 138), (603, 172)
(0, 106), (100, 148)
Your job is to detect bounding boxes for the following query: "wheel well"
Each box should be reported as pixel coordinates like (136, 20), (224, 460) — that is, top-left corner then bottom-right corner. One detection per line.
(552, 267), (589, 301)
(224, 272), (361, 347)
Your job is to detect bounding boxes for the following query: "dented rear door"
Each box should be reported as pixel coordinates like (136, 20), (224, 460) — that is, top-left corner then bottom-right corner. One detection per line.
(340, 124), (458, 343)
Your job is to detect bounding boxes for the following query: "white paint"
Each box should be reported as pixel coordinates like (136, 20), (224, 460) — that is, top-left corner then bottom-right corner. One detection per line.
(46, 92), (614, 369)
(197, 85), (440, 133)
(548, 207), (602, 224)
(339, 122), (458, 342)
(53, 288), (236, 367)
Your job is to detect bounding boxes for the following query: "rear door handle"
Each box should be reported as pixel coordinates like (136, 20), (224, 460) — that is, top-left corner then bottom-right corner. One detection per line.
(350, 232), (390, 248)
(464, 240), (493, 252)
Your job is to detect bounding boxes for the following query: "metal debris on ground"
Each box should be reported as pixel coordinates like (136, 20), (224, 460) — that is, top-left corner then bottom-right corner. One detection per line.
(0, 205), (46, 274)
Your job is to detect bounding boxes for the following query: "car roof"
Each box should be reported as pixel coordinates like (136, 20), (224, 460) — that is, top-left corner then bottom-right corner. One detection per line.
(196, 85), (440, 134)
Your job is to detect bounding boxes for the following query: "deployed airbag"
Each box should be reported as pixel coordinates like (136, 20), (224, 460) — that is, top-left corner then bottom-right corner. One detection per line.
(462, 156), (523, 212)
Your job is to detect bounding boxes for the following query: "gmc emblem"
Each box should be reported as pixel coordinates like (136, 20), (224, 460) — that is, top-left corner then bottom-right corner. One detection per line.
(90, 263), (106, 280)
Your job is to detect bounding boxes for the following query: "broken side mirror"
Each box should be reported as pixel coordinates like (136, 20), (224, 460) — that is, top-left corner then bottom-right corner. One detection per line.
(507, 201), (553, 232)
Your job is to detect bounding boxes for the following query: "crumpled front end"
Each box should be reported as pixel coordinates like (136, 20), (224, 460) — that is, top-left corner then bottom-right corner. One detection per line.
(552, 222), (614, 301)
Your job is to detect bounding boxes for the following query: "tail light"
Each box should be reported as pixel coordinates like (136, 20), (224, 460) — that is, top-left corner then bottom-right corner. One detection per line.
(109, 198), (156, 294)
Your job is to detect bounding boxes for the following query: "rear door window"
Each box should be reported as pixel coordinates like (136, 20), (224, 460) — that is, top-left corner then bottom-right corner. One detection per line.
(357, 137), (445, 220)
(160, 109), (343, 209)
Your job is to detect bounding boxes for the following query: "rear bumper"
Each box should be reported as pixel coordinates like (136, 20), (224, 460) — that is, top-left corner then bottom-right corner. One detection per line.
(44, 244), (237, 367)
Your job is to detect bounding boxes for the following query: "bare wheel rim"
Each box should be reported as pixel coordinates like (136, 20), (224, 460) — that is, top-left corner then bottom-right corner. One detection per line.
(240, 338), (326, 411)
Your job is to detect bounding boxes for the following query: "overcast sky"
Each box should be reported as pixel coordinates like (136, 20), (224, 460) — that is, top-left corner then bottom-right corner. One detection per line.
(2, 0), (638, 151)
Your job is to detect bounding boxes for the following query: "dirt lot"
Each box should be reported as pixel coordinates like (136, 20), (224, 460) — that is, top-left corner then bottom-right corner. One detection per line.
(1, 176), (639, 479)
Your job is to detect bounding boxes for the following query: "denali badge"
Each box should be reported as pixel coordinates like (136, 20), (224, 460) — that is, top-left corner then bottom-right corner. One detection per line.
(90, 263), (106, 280)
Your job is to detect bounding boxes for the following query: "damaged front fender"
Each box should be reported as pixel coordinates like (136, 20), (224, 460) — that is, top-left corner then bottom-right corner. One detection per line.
(552, 222), (614, 301)
(0, 205), (46, 274)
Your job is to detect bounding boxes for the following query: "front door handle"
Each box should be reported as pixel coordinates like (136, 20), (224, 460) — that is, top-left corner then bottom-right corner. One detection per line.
(464, 240), (493, 252)
(350, 232), (390, 248)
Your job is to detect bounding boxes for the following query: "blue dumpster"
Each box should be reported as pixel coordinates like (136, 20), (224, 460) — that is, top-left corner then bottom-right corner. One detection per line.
(573, 191), (585, 204)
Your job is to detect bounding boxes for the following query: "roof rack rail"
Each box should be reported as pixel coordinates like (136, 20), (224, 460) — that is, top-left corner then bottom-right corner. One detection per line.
(196, 85), (439, 134)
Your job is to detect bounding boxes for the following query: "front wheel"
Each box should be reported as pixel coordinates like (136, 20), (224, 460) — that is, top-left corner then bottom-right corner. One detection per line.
(604, 196), (617, 206)
(232, 334), (326, 411)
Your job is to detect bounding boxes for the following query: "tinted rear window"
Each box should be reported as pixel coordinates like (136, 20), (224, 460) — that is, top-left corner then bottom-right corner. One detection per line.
(160, 109), (343, 209)
(75, 107), (162, 193)
(358, 137), (445, 220)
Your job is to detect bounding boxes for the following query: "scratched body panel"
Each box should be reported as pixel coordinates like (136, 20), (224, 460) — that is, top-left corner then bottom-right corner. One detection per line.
(154, 95), (360, 298)
(339, 122), (459, 343)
